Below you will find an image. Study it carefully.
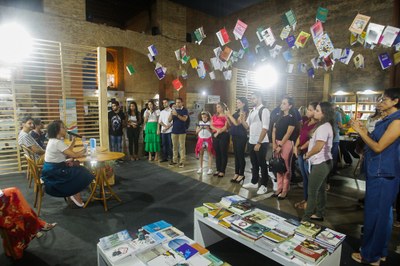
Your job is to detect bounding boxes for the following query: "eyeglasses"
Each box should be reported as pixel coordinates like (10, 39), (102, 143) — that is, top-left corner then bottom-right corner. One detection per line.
(377, 97), (388, 103)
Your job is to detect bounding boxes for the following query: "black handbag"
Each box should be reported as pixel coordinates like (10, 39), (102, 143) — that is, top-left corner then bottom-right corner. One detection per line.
(268, 154), (287, 174)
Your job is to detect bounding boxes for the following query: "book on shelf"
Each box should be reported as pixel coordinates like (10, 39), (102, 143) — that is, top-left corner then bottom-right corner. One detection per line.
(293, 239), (328, 264)
(99, 229), (133, 250)
(222, 213), (242, 225)
(219, 195), (246, 208)
(142, 220), (172, 234)
(103, 242), (135, 263)
(294, 221), (322, 239)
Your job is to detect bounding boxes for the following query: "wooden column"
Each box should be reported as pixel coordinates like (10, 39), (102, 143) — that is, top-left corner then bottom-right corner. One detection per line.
(97, 47), (109, 148)
(323, 73), (331, 101)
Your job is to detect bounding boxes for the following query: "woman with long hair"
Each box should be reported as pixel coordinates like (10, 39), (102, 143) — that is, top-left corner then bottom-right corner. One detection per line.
(351, 88), (400, 265)
(272, 97), (296, 199)
(143, 99), (160, 161)
(226, 97), (249, 183)
(293, 102), (318, 209)
(126, 101), (142, 161)
(302, 102), (334, 222)
(211, 102), (229, 178)
(41, 120), (94, 207)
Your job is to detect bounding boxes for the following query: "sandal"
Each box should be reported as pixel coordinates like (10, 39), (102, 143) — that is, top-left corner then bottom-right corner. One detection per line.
(294, 200), (305, 208)
(41, 222), (57, 232)
(351, 252), (380, 265)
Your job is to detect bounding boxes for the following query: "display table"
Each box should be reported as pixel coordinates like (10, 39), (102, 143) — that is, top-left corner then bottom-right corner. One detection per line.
(97, 244), (143, 266)
(193, 211), (342, 266)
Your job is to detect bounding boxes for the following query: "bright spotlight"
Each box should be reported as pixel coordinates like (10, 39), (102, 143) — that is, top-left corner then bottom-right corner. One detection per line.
(202, 90), (206, 96)
(0, 23), (33, 64)
(255, 64), (278, 88)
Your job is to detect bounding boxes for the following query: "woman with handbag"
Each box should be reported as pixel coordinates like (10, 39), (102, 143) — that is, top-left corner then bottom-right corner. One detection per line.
(293, 102), (318, 209)
(350, 88), (400, 265)
(41, 120), (94, 208)
(302, 102), (334, 222)
(272, 97), (296, 199)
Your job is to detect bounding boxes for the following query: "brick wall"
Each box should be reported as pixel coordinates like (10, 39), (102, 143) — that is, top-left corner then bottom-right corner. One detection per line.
(43, 0), (85, 20)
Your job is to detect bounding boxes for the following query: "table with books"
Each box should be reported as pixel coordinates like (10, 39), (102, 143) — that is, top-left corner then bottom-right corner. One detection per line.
(97, 220), (227, 266)
(194, 195), (345, 266)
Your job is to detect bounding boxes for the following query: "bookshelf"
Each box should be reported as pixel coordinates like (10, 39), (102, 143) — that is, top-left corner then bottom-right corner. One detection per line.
(331, 92), (356, 118)
(356, 91), (382, 120)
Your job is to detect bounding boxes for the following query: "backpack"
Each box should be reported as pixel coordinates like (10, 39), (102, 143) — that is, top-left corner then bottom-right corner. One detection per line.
(258, 107), (266, 122)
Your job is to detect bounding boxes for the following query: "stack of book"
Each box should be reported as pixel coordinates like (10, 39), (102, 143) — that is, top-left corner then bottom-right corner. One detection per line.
(293, 239), (328, 264)
(240, 223), (268, 242)
(294, 221), (322, 239)
(315, 228), (346, 253)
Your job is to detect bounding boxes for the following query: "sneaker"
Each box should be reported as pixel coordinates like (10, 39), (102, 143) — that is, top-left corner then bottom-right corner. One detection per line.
(242, 182), (258, 189)
(197, 168), (202, 174)
(257, 185), (268, 195)
(207, 169), (213, 175)
(169, 161), (177, 166)
(272, 180), (278, 191)
(297, 182), (303, 188)
(178, 163), (184, 168)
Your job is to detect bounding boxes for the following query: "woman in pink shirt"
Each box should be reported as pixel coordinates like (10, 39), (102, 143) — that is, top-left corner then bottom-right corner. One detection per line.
(211, 102), (229, 177)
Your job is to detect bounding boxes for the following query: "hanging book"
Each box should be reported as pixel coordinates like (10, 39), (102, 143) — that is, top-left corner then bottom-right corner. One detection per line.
(147, 53), (155, 62)
(172, 78), (183, 91)
(393, 52), (400, 65)
(126, 64), (136, 75)
(190, 58), (198, 69)
(316, 7), (328, 23)
(223, 70), (232, 80)
(339, 48), (354, 65)
(181, 55), (190, 64)
(240, 36), (249, 50)
(282, 50), (293, 62)
(286, 64), (294, 73)
(298, 63), (307, 73)
(349, 14), (370, 35)
(213, 47), (222, 58)
(194, 26), (206, 45)
(154, 64), (166, 80)
(314, 33), (334, 57)
(209, 71), (216, 80)
(332, 48), (342, 60)
(307, 67), (315, 78)
(210, 57), (222, 71)
(197, 60), (206, 79)
(181, 69), (188, 79)
(295, 31), (310, 48)
(256, 27), (275, 46)
(216, 28), (230, 46)
(174, 49), (181, 61)
(353, 54), (364, 69)
(378, 52), (392, 69)
(379, 26), (400, 47)
(282, 9), (297, 28)
(219, 46), (233, 62)
(365, 23), (385, 46)
(269, 45), (282, 58)
(148, 44), (158, 57)
(350, 32), (358, 45)
(310, 21), (324, 39)
(280, 26), (291, 40)
(286, 35), (296, 48)
(233, 19), (248, 40)
(357, 31), (366, 45)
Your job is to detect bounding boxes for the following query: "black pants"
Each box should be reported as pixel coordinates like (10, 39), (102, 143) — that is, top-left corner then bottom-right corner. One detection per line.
(213, 132), (229, 174)
(127, 127), (140, 156)
(340, 140), (360, 164)
(232, 135), (247, 176)
(249, 142), (268, 186)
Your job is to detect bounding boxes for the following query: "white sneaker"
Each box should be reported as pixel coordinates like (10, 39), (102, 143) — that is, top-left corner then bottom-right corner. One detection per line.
(272, 180), (278, 191)
(257, 185), (268, 195)
(197, 168), (202, 174)
(242, 182), (258, 189)
(207, 169), (213, 175)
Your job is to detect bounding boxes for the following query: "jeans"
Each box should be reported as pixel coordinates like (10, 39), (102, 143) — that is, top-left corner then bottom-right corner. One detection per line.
(110, 135), (122, 152)
(161, 133), (172, 160)
(127, 127), (140, 156)
(213, 132), (229, 174)
(331, 142), (339, 174)
(172, 133), (186, 164)
(249, 143), (268, 186)
(232, 135), (247, 176)
(297, 154), (309, 201)
(303, 160), (332, 220)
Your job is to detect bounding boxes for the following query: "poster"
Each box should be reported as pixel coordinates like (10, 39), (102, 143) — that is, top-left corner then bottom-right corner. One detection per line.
(59, 99), (78, 133)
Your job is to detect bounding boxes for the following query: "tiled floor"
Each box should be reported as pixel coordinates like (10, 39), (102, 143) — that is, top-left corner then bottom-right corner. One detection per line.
(142, 139), (400, 253)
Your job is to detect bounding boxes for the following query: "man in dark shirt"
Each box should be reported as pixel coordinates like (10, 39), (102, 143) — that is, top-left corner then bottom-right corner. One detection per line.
(108, 101), (125, 152)
(168, 97), (188, 168)
(30, 118), (46, 149)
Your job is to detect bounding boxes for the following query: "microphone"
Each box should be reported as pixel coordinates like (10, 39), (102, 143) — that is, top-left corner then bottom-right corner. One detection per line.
(67, 130), (83, 138)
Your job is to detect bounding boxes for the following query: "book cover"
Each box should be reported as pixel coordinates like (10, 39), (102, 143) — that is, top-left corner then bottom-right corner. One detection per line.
(216, 28), (230, 46)
(148, 44), (158, 57)
(357, 31), (366, 45)
(203, 202), (222, 210)
(282, 50), (293, 62)
(174, 49), (181, 61)
(159, 226), (184, 240)
(294, 221), (322, 238)
(147, 249), (183, 266)
(339, 48), (354, 65)
(190, 242), (209, 255)
(99, 229), (132, 250)
(378, 52), (392, 69)
(165, 235), (194, 250)
(187, 253), (213, 266)
(314, 33), (334, 57)
(126, 64), (135, 75)
(286, 35), (296, 48)
(219, 46), (233, 62)
(316, 228), (346, 248)
(242, 210), (269, 224)
(219, 195), (246, 207)
(293, 239), (328, 263)
(221, 213), (241, 225)
(104, 243), (135, 263)
(212, 208), (233, 221)
(280, 26), (291, 40)
(229, 201), (254, 214)
(242, 223), (268, 239)
(209, 71), (216, 80)
(232, 218), (253, 230)
(233, 19), (247, 40)
(190, 58), (198, 68)
(380, 26), (400, 47)
(316, 7), (328, 23)
(275, 235), (305, 258)
(310, 20), (323, 39)
(262, 231), (286, 243)
(350, 32), (358, 45)
(394, 51), (400, 65)
(175, 243), (198, 260)
(349, 14), (370, 35)
(282, 9), (296, 27)
(136, 244), (169, 265)
(172, 78), (183, 91)
(203, 253), (223, 266)
(353, 54), (364, 69)
(365, 23), (385, 45)
(195, 206), (210, 217)
(194, 26), (206, 45)
(147, 53), (155, 62)
(254, 237), (276, 252)
(295, 31), (310, 48)
(143, 220), (172, 233)
(154, 66), (166, 80)
(269, 44), (283, 59)
(271, 221), (297, 238)
(240, 36), (249, 50)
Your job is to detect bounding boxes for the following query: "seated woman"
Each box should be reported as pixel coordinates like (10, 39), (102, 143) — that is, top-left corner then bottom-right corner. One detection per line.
(41, 120), (94, 207)
(0, 187), (56, 259)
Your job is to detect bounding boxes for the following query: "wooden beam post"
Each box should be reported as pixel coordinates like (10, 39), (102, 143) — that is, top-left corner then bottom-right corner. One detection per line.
(323, 73), (331, 101)
(97, 47), (109, 149)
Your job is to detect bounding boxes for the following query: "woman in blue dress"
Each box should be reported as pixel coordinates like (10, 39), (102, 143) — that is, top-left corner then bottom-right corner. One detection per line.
(41, 120), (94, 207)
(351, 88), (400, 265)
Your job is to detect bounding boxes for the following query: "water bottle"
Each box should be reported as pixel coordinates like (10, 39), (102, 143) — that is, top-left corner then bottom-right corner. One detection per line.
(89, 138), (96, 158)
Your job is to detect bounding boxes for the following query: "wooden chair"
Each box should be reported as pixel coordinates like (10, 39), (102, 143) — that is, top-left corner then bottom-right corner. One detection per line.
(24, 154), (44, 216)
(20, 144), (34, 188)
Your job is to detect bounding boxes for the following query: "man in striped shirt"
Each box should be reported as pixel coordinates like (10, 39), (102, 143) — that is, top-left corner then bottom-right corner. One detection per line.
(18, 116), (45, 159)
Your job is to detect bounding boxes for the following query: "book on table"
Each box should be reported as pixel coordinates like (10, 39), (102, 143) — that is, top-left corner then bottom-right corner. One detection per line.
(293, 239), (328, 264)
(175, 243), (199, 260)
(262, 230), (287, 243)
(240, 223), (268, 241)
(195, 206), (210, 217)
(315, 228), (346, 253)
(295, 221), (322, 239)
(142, 220), (172, 233)
(219, 194), (246, 207)
(229, 200), (254, 214)
(99, 229), (133, 250)
(103, 242), (136, 263)
(273, 235), (305, 259)
(203, 202), (222, 210)
(158, 226), (185, 240)
(231, 218), (253, 231)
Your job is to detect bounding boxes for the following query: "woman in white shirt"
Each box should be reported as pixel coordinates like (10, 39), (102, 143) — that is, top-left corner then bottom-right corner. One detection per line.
(302, 102), (334, 222)
(144, 100), (161, 161)
(41, 120), (94, 207)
